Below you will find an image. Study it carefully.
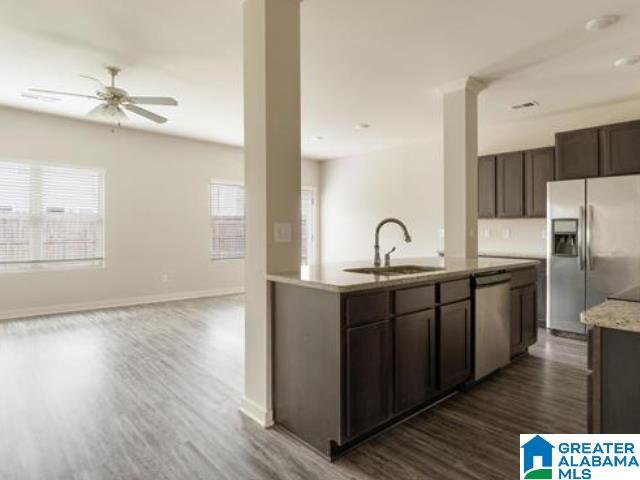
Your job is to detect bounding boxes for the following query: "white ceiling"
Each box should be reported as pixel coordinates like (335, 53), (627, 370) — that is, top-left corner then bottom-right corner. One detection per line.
(1, 0), (640, 159)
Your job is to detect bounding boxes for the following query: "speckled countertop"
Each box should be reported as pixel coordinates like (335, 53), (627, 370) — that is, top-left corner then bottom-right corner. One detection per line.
(437, 250), (546, 260)
(268, 256), (539, 293)
(581, 299), (640, 334)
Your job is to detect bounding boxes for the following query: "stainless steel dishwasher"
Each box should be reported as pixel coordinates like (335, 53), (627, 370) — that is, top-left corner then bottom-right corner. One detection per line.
(473, 271), (511, 381)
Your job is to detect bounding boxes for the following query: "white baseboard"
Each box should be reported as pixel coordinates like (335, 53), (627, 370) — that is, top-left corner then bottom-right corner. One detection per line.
(0, 286), (245, 321)
(240, 396), (274, 428)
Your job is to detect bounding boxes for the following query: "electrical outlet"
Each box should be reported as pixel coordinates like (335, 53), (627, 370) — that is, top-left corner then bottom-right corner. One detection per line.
(483, 228), (491, 239)
(541, 229), (547, 240)
(274, 223), (292, 243)
(502, 229), (511, 240)
(438, 228), (445, 238)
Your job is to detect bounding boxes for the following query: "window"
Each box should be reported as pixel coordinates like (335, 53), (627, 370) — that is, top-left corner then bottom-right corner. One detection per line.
(0, 161), (104, 270)
(209, 182), (317, 264)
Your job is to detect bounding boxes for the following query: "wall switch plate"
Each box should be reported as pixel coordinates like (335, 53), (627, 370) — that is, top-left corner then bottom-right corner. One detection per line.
(438, 228), (445, 239)
(541, 229), (547, 240)
(502, 229), (511, 240)
(483, 228), (491, 239)
(274, 223), (293, 243)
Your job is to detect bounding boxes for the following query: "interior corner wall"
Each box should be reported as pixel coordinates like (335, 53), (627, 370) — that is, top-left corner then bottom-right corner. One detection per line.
(0, 106), (320, 319)
(321, 97), (640, 262)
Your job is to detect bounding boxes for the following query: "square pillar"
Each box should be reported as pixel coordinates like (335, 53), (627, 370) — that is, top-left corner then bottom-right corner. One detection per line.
(439, 77), (485, 258)
(242, 0), (302, 426)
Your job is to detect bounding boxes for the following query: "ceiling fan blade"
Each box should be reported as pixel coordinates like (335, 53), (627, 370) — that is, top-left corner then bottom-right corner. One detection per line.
(21, 92), (61, 103)
(79, 74), (105, 87)
(124, 104), (167, 123)
(87, 103), (128, 120)
(127, 96), (178, 106)
(28, 88), (100, 100)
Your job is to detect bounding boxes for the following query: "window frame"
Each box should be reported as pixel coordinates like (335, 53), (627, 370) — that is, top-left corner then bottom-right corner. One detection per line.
(0, 159), (106, 273)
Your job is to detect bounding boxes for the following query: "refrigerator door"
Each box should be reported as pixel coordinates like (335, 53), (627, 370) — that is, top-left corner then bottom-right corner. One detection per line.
(586, 175), (640, 308)
(547, 179), (586, 334)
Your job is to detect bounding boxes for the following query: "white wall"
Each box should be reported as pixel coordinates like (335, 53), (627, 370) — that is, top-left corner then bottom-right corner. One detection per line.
(321, 97), (640, 261)
(0, 106), (319, 319)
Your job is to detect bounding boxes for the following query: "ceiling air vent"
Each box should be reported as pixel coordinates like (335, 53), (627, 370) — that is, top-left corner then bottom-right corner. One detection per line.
(511, 100), (539, 111)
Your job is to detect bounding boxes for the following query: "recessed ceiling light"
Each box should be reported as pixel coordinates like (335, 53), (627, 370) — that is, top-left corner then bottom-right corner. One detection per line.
(585, 15), (619, 32)
(510, 100), (539, 111)
(614, 55), (640, 67)
(355, 123), (371, 130)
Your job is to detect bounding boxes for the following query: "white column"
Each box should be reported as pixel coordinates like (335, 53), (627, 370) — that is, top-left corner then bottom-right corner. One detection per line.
(439, 77), (485, 258)
(242, 0), (302, 427)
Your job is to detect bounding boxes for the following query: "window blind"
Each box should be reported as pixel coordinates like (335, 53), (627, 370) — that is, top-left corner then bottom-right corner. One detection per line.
(0, 161), (104, 270)
(209, 183), (316, 264)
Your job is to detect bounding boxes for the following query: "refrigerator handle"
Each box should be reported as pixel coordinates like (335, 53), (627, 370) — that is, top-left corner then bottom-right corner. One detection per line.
(578, 205), (585, 271)
(587, 204), (594, 271)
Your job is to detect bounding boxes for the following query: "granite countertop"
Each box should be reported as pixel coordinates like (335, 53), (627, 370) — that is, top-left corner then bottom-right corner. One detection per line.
(268, 256), (540, 293)
(581, 300), (640, 334)
(437, 250), (546, 260)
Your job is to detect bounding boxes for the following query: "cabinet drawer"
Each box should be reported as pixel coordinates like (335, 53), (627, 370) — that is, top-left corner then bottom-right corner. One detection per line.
(346, 292), (390, 327)
(438, 279), (470, 305)
(395, 285), (435, 315)
(510, 268), (537, 289)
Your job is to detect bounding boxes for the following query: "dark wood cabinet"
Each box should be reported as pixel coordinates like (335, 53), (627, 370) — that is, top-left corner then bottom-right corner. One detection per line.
(525, 147), (555, 217)
(555, 127), (600, 180)
(510, 289), (525, 357)
(437, 300), (472, 390)
(345, 320), (393, 439)
(478, 155), (497, 218)
(600, 120), (640, 176)
(510, 271), (538, 358)
(496, 151), (524, 217)
(394, 310), (436, 413)
(522, 284), (538, 346)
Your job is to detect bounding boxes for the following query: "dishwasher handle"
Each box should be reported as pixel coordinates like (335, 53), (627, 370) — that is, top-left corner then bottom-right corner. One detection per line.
(474, 272), (511, 287)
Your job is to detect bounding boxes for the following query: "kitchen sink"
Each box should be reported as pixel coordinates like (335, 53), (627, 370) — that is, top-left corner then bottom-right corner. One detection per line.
(344, 265), (444, 276)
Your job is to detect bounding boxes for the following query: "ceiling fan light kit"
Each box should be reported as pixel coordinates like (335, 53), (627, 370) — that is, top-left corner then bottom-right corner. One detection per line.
(26, 66), (178, 125)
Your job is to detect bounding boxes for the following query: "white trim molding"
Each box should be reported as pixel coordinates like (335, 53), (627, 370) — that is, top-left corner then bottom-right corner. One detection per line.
(437, 76), (487, 95)
(0, 287), (244, 322)
(240, 396), (274, 428)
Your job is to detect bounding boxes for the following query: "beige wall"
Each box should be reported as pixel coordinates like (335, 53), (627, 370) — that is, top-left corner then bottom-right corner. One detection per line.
(321, 97), (640, 261)
(0, 106), (320, 319)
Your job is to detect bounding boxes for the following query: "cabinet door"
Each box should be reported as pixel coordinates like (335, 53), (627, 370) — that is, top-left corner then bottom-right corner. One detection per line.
(600, 120), (640, 176)
(438, 300), (472, 390)
(345, 320), (392, 439)
(525, 147), (555, 217)
(510, 289), (525, 358)
(394, 310), (436, 413)
(478, 155), (496, 218)
(555, 128), (600, 179)
(522, 284), (538, 347)
(496, 151), (524, 217)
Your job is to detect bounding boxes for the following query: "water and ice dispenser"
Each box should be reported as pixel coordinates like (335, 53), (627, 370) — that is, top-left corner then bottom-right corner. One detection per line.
(552, 219), (579, 257)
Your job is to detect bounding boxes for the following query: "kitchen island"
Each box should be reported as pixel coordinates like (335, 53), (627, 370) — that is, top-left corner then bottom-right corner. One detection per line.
(581, 287), (640, 433)
(268, 256), (539, 459)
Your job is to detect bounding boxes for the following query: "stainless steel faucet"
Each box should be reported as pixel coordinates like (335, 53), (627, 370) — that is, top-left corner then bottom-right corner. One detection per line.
(374, 218), (412, 267)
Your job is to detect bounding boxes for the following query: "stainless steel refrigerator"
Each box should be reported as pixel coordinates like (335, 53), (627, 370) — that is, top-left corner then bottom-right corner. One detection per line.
(547, 175), (640, 334)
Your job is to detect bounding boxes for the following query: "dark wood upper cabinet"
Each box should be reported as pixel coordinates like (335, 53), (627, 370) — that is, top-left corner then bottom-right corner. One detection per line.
(345, 320), (393, 439)
(437, 300), (472, 390)
(394, 310), (436, 413)
(600, 120), (640, 176)
(555, 127), (600, 180)
(524, 147), (555, 217)
(478, 155), (496, 218)
(496, 151), (524, 218)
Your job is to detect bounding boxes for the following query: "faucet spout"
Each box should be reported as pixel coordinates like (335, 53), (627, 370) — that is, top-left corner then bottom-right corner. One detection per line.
(373, 217), (413, 267)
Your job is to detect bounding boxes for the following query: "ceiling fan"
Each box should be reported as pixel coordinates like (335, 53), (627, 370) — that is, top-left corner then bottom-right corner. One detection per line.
(27, 66), (178, 124)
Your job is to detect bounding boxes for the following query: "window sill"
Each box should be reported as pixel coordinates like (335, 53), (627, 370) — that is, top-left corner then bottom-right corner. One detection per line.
(0, 259), (105, 274)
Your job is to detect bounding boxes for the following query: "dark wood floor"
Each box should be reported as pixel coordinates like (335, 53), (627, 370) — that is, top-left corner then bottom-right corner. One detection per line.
(0, 295), (587, 480)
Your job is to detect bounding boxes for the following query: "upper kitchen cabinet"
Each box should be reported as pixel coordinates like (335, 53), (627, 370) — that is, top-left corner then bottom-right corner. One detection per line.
(478, 155), (497, 218)
(600, 120), (640, 176)
(496, 151), (524, 217)
(525, 147), (555, 217)
(555, 127), (600, 180)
